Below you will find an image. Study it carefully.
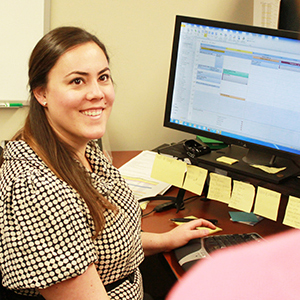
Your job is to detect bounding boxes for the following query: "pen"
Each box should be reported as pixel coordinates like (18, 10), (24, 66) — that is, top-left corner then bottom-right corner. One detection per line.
(0, 102), (23, 107)
(170, 218), (218, 225)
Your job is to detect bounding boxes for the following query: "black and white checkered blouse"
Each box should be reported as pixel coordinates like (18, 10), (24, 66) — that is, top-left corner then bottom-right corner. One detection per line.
(0, 140), (144, 299)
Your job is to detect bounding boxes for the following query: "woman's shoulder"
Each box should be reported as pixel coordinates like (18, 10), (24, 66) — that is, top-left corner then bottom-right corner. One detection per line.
(1, 140), (48, 177)
(2, 140), (44, 164)
(0, 141), (63, 194)
(0, 141), (84, 213)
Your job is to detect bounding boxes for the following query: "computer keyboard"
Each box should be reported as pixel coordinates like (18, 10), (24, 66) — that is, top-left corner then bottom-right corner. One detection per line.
(174, 232), (263, 271)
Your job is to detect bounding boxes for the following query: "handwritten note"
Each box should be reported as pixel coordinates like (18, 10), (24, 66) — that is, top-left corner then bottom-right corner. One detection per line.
(151, 154), (186, 188)
(283, 196), (300, 229)
(183, 165), (208, 195)
(207, 173), (232, 204)
(253, 186), (281, 221)
(229, 180), (255, 212)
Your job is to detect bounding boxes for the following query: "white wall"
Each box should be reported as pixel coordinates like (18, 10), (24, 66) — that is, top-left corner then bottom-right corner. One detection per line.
(0, 0), (253, 150)
(0, 108), (29, 141)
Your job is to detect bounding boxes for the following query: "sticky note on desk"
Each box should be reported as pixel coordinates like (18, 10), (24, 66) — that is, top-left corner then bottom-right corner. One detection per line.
(207, 173), (232, 204)
(251, 164), (286, 174)
(183, 165), (208, 195)
(151, 154), (186, 188)
(229, 211), (260, 223)
(253, 186), (281, 221)
(196, 226), (223, 234)
(173, 216), (222, 235)
(228, 180), (255, 212)
(216, 156), (238, 165)
(283, 195), (300, 229)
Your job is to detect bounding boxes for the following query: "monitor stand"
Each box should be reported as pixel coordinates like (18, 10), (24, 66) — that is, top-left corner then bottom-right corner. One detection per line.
(242, 148), (280, 166)
(196, 145), (300, 184)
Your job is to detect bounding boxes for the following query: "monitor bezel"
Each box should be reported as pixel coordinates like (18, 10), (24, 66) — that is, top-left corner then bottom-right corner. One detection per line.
(164, 15), (300, 162)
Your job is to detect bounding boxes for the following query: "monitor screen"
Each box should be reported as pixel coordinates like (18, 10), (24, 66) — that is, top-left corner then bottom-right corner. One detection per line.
(164, 15), (300, 183)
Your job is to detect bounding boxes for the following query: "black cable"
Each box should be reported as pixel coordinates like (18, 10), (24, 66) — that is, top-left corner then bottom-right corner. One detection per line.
(141, 194), (202, 218)
(142, 209), (156, 217)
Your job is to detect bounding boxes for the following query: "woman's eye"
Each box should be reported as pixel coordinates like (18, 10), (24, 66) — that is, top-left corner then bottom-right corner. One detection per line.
(71, 78), (83, 85)
(99, 74), (110, 82)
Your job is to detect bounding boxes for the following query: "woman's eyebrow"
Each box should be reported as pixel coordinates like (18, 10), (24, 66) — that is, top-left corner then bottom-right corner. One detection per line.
(98, 67), (110, 75)
(65, 71), (87, 77)
(65, 67), (110, 78)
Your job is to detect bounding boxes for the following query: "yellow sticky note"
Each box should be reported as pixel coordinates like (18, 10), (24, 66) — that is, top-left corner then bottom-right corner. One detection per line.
(254, 186), (281, 221)
(139, 201), (149, 210)
(229, 180), (255, 212)
(173, 216), (222, 235)
(216, 156), (238, 165)
(283, 195), (300, 229)
(207, 173), (232, 204)
(251, 164), (286, 174)
(183, 165), (208, 195)
(196, 226), (223, 234)
(151, 154), (186, 188)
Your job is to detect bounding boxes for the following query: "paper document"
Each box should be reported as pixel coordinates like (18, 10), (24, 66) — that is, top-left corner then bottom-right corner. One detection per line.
(119, 151), (170, 200)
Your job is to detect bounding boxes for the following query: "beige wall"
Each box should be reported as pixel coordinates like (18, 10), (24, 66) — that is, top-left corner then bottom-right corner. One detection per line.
(0, 0), (253, 150)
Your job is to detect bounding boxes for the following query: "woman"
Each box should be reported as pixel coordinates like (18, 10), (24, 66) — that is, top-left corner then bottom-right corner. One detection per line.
(0, 27), (215, 300)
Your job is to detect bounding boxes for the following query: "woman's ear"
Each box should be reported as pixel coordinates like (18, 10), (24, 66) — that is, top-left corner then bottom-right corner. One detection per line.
(33, 86), (47, 106)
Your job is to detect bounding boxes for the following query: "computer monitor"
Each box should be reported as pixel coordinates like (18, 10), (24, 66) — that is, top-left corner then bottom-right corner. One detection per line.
(279, 0), (300, 32)
(164, 15), (300, 183)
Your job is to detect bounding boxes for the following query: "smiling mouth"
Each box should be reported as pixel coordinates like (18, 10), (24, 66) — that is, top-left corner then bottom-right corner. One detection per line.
(81, 109), (103, 116)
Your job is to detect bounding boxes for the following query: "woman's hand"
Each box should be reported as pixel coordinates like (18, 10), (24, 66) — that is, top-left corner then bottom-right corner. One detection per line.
(142, 218), (216, 256)
(164, 218), (216, 250)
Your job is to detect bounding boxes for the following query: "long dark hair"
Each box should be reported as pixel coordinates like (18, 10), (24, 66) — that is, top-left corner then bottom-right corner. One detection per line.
(5, 27), (116, 238)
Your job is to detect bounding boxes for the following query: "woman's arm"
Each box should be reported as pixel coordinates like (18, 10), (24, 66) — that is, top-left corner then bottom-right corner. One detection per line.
(141, 218), (216, 256)
(39, 263), (109, 300)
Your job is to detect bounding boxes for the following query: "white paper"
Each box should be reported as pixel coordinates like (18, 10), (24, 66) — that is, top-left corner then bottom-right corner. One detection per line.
(119, 150), (170, 200)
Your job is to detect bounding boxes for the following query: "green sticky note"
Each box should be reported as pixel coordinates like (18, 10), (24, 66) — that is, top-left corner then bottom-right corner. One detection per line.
(229, 211), (258, 222)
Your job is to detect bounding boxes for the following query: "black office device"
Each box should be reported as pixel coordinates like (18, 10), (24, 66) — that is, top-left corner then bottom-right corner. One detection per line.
(164, 15), (300, 183)
(183, 139), (211, 158)
(174, 232), (263, 271)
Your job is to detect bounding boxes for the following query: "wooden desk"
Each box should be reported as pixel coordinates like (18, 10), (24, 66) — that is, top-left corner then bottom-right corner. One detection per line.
(112, 151), (293, 278)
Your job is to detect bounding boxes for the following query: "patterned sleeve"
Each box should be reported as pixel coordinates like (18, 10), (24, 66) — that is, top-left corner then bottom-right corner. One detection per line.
(2, 167), (97, 291)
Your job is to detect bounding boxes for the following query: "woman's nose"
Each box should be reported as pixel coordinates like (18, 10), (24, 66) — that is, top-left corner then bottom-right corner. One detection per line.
(86, 81), (104, 100)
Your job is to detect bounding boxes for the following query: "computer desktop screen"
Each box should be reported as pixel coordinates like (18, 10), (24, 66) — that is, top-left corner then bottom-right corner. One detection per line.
(164, 15), (300, 183)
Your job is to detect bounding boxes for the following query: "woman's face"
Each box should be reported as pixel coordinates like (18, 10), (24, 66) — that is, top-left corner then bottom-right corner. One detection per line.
(34, 41), (115, 150)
